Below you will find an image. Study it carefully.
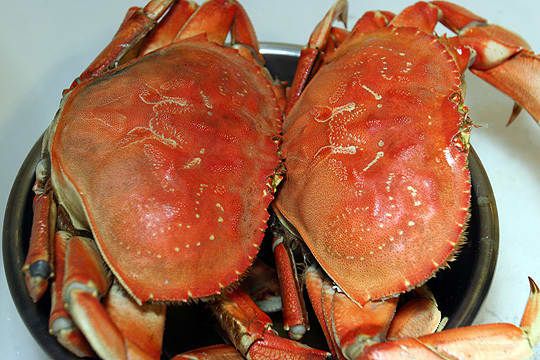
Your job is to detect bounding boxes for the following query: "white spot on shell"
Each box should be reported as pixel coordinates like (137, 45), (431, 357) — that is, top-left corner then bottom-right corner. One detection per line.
(183, 157), (202, 169)
(361, 84), (383, 100)
(363, 151), (384, 172)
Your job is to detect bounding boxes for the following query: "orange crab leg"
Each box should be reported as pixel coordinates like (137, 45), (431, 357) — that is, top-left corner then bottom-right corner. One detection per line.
(350, 11), (394, 36)
(286, 0), (348, 114)
(306, 266), (398, 360)
(48, 231), (93, 357)
(322, 27), (350, 58)
(305, 266), (343, 359)
(212, 288), (330, 360)
(386, 286), (442, 340)
(104, 282), (166, 360)
(361, 278), (540, 360)
(173, 0), (263, 63)
(390, 2), (440, 34)
(22, 188), (55, 302)
(271, 231), (309, 340)
(62, 236), (126, 359)
(172, 344), (244, 359)
(68, 0), (175, 91)
(175, 0), (235, 43)
(139, 0), (199, 56)
(428, 1), (540, 124)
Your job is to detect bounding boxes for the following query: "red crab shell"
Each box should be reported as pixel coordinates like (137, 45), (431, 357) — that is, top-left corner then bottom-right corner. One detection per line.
(50, 39), (281, 303)
(275, 27), (470, 304)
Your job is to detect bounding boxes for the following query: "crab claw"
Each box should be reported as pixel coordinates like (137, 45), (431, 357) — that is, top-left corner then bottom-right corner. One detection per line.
(386, 286), (442, 340)
(305, 266), (398, 360)
(212, 288), (330, 360)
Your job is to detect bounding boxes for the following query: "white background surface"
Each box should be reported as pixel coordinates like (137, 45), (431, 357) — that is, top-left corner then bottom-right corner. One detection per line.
(1, 1), (539, 358)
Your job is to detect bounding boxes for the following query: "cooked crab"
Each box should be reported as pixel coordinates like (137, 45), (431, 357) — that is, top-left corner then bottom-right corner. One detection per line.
(21, 0), (293, 358)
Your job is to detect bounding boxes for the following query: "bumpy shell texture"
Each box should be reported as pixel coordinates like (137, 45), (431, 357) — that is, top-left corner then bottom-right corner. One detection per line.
(50, 40), (281, 303)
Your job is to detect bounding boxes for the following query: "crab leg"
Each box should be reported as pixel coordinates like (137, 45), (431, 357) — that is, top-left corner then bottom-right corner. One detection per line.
(386, 286), (442, 340)
(427, 1), (540, 124)
(389, 2), (440, 33)
(286, 0), (348, 114)
(49, 231), (94, 357)
(139, 0), (199, 56)
(361, 278), (540, 360)
(306, 266), (398, 360)
(22, 158), (56, 302)
(174, 0), (264, 63)
(350, 11), (394, 37)
(212, 288), (330, 360)
(68, 0), (175, 91)
(61, 235), (169, 360)
(104, 282), (166, 360)
(271, 230), (309, 340)
(322, 27), (350, 58)
(62, 236), (125, 359)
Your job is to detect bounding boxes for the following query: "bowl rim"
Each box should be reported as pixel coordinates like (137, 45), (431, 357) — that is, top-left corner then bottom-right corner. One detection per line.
(3, 42), (499, 359)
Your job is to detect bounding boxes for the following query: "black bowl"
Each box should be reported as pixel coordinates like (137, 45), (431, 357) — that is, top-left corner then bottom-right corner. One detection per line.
(3, 43), (499, 359)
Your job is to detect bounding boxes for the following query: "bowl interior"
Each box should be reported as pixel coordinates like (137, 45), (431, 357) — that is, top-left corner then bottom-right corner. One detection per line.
(3, 43), (498, 359)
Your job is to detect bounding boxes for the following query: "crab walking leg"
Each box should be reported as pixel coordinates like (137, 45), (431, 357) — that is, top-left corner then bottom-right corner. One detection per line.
(172, 344), (244, 359)
(138, 0), (198, 56)
(48, 231), (94, 357)
(386, 286), (442, 340)
(420, 1), (540, 124)
(349, 11), (394, 36)
(22, 192), (54, 301)
(286, 0), (348, 114)
(521, 277), (540, 347)
(104, 282), (166, 360)
(174, 0), (235, 43)
(62, 236), (127, 360)
(22, 158), (56, 302)
(361, 278), (540, 360)
(68, 0), (175, 91)
(305, 266), (343, 359)
(322, 27), (350, 58)
(306, 266), (398, 360)
(173, 0), (263, 63)
(389, 2), (440, 33)
(271, 231), (309, 340)
(211, 288), (330, 360)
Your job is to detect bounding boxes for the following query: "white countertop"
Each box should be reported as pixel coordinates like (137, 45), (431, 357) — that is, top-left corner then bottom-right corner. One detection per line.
(1, 1), (539, 358)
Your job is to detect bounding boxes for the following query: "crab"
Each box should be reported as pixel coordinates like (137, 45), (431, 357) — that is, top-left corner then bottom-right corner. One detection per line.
(261, 0), (540, 358)
(18, 0), (332, 358)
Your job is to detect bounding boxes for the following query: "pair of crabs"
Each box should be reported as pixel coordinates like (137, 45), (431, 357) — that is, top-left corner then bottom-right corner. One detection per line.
(21, 0), (540, 359)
